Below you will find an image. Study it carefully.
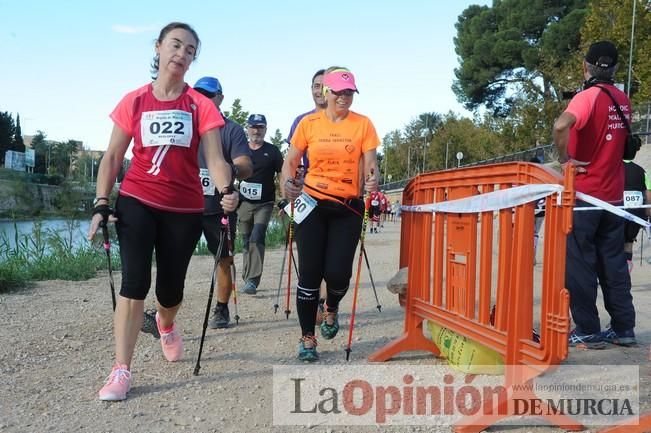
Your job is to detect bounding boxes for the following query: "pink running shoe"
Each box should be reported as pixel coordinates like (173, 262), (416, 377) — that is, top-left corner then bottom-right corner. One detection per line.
(156, 312), (183, 361)
(98, 363), (131, 401)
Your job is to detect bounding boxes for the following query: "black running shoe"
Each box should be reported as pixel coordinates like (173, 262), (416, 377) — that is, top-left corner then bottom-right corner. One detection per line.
(141, 309), (160, 339)
(208, 304), (230, 329)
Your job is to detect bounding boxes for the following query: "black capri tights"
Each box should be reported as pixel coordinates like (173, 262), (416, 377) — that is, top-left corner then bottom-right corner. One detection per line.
(115, 195), (202, 308)
(294, 198), (363, 336)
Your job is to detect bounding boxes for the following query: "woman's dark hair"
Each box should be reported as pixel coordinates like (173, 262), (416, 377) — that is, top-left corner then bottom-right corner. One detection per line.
(150, 22), (200, 79)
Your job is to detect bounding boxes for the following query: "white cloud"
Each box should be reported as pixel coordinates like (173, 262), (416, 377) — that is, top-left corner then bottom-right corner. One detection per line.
(111, 24), (157, 34)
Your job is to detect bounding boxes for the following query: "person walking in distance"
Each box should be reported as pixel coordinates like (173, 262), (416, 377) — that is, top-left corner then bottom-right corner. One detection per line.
(87, 22), (238, 401)
(282, 66), (379, 361)
(553, 40), (636, 349)
(366, 190), (382, 233)
(238, 114), (284, 294)
(194, 76), (253, 328)
(622, 160), (651, 273)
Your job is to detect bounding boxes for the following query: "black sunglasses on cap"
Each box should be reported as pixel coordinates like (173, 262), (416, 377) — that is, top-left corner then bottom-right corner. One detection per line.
(331, 89), (355, 97)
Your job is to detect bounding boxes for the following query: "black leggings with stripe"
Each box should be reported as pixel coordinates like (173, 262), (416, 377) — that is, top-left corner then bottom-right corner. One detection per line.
(294, 197), (363, 337)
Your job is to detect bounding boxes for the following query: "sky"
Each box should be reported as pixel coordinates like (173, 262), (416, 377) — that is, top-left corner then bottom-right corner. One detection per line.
(0, 0), (489, 152)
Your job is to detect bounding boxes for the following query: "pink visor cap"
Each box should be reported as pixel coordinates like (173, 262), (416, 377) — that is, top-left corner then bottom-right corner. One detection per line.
(324, 70), (359, 93)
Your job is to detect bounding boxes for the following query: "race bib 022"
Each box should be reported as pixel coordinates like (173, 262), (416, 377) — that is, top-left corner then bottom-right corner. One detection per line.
(141, 110), (193, 148)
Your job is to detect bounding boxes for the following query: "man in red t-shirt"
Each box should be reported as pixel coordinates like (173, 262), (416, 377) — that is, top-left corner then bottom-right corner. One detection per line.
(553, 40), (636, 349)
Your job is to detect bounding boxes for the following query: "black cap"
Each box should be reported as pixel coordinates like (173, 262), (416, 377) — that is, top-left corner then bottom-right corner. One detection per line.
(247, 114), (267, 126)
(585, 41), (618, 68)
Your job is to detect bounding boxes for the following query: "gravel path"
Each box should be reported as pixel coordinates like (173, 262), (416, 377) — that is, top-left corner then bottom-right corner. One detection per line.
(1, 221), (649, 433)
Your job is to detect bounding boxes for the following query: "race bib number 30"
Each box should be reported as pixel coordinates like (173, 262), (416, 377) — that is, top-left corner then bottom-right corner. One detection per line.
(240, 181), (263, 200)
(284, 192), (317, 224)
(624, 190), (643, 208)
(199, 168), (214, 196)
(141, 110), (192, 147)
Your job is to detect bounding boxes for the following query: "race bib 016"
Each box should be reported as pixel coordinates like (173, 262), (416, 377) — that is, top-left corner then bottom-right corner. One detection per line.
(199, 168), (214, 196)
(240, 181), (263, 200)
(141, 110), (192, 148)
(284, 192), (317, 224)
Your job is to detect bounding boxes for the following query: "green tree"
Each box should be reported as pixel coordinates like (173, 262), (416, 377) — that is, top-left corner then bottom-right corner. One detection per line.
(50, 139), (80, 178)
(30, 130), (48, 174)
(453, 0), (588, 115)
(13, 113), (25, 152)
(580, 0), (651, 104)
(269, 128), (284, 148)
(222, 99), (249, 129)
(0, 112), (16, 164)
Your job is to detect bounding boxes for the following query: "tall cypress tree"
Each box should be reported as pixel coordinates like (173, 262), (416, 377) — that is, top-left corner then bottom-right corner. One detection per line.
(14, 113), (25, 152)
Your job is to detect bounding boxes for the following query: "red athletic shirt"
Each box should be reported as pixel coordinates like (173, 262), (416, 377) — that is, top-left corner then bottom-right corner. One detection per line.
(366, 191), (381, 209)
(379, 192), (388, 211)
(565, 84), (630, 203)
(111, 83), (224, 212)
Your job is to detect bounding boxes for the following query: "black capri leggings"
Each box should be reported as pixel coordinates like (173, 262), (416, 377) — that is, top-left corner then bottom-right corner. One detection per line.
(115, 195), (202, 307)
(295, 198), (364, 291)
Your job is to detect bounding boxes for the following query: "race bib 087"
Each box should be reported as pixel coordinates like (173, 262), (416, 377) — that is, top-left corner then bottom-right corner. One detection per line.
(624, 190), (643, 208)
(141, 110), (193, 148)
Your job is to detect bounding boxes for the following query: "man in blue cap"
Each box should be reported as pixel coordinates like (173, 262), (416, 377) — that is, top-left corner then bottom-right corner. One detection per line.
(193, 76), (253, 328)
(238, 113), (284, 294)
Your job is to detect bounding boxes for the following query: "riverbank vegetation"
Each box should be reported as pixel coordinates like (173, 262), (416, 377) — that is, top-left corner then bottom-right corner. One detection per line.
(0, 220), (120, 292)
(0, 214), (290, 293)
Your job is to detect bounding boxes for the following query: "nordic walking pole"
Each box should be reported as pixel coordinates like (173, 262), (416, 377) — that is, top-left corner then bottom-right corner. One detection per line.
(194, 227), (225, 376)
(194, 187), (231, 376)
(345, 170), (373, 361)
(362, 246), (381, 312)
(223, 215), (240, 325)
(274, 200), (290, 314)
(99, 218), (116, 311)
(284, 165), (305, 319)
(640, 231), (644, 267)
(284, 201), (295, 319)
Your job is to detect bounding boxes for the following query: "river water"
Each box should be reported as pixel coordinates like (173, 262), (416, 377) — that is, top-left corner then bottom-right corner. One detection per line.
(0, 218), (92, 251)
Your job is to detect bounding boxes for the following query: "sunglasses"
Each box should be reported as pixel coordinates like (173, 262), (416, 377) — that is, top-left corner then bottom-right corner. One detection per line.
(330, 89), (355, 97)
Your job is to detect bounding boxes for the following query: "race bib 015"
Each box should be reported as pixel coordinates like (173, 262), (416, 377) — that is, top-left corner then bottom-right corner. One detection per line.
(240, 181), (263, 200)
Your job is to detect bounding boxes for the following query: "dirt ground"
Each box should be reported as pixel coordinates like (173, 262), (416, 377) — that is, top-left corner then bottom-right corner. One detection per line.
(1, 218), (650, 433)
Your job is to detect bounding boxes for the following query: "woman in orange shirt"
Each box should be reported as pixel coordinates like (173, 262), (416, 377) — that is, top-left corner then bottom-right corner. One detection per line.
(281, 67), (379, 361)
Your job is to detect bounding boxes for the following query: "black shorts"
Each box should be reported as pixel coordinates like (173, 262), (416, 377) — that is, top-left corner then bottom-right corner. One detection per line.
(370, 206), (381, 221)
(115, 195), (202, 307)
(202, 213), (237, 258)
(624, 209), (646, 242)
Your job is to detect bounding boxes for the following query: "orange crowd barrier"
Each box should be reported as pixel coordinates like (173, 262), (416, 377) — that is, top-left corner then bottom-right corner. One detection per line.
(369, 162), (582, 432)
